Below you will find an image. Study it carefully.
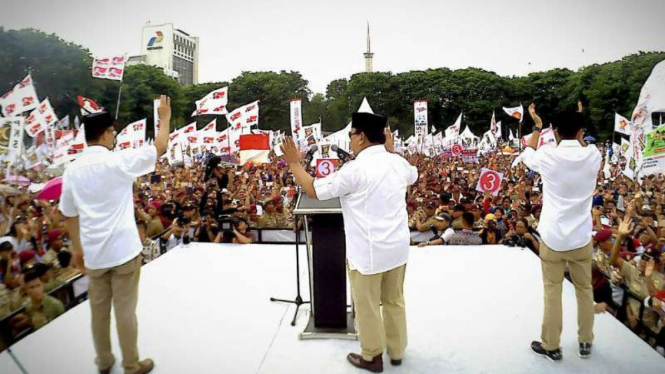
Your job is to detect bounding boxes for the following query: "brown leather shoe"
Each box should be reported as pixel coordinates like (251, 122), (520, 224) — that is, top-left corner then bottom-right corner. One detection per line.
(347, 353), (383, 373)
(99, 357), (115, 374)
(133, 359), (155, 374)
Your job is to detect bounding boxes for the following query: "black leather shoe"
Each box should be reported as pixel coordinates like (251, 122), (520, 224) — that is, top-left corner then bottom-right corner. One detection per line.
(347, 353), (383, 373)
(390, 359), (402, 366)
(579, 342), (592, 358)
(531, 341), (562, 362)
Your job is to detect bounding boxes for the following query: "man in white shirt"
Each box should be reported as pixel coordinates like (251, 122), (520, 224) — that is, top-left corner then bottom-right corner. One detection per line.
(60, 96), (171, 374)
(521, 104), (601, 361)
(281, 112), (418, 373)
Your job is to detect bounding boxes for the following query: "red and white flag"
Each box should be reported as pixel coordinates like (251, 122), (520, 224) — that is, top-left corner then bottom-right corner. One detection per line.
(92, 55), (126, 81)
(25, 99), (59, 138)
(521, 125), (556, 148)
(192, 87), (228, 116)
(0, 74), (39, 117)
(115, 119), (146, 150)
(290, 99), (303, 147)
(77, 95), (104, 116)
(503, 105), (524, 122)
(239, 134), (270, 164)
(226, 101), (259, 131)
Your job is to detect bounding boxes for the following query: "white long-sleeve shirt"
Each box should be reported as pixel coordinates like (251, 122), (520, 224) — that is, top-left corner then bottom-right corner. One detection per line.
(313, 145), (418, 275)
(59, 145), (157, 270)
(521, 140), (602, 251)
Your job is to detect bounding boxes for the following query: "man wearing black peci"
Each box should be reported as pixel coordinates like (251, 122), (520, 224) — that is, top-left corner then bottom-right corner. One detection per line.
(280, 112), (418, 373)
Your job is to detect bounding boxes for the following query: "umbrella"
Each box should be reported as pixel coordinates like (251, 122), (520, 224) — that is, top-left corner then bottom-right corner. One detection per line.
(584, 135), (596, 142)
(36, 177), (62, 201)
(3, 175), (30, 185)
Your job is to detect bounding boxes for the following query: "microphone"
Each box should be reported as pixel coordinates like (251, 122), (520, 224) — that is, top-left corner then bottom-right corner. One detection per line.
(331, 145), (354, 162)
(304, 144), (319, 166)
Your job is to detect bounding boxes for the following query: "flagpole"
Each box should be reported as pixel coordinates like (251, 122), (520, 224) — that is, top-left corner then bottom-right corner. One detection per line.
(114, 82), (123, 120)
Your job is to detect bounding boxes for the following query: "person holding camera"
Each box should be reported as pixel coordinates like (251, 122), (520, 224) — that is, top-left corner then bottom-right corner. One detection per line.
(502, 218), (539, 252)
(418, 214), (455, 247)
(213, 218), (253, 244)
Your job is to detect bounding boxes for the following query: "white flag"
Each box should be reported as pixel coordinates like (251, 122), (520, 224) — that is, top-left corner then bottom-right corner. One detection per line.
(302, 122), (322, 149)
(0, 117), (25, 164)
(116, 119), (146, 150)
(503, 105), (524, 122)
(92, 55), (126, 81)
(614, 113), (632, 136)
(445, 112), (462, 139)
(414, 100), (428, 144)
(226, 101), (259, 131)
(25, 98), (59, 138)
(192, 87), (229, 116)
(620, 138), (631, 155)
(153, 99), (161, 137)
(0, 74), (39, 117)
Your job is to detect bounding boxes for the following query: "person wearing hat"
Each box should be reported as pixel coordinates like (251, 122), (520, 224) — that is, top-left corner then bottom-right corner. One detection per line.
(257, 198), (284, 228)
(415, 200), (438, 233)
(59, 96), (172, 374)
(280, 112), (418, 372)
(479, 214), (503, 245)
(521, 104), (602, 361)
(418, 214), (455, 246)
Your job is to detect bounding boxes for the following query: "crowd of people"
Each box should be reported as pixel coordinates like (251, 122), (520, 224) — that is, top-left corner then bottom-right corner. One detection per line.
(0, 137), (664, 353)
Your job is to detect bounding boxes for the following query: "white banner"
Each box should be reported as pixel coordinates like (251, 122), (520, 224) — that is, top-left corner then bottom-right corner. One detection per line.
(192, 87), (229, 116)
(0, 117), (24, 164)
(25, 98), (59, 138)
(631, 59), (665, 132)
(290, 99), (303, 147)
(414, 100), (428, 145)
(445, 112), (462, 139)
(153, 99), (161, 137)
(116, 119), (146, 150)
(92, 55), (126, 81)
(0, 74), (39, 117)
(302, 122), (322, 148)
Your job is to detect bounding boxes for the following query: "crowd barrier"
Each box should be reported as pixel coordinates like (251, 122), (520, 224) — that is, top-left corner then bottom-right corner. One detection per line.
(1, 227), (661, 352)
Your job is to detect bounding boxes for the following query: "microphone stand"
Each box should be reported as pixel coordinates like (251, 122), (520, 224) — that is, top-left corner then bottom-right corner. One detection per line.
(269, 160), (311, 326)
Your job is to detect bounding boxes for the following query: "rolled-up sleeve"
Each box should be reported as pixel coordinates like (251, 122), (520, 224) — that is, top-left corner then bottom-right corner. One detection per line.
(117, 145), (158, 180)
(521, 147), (542, 173)
(313, 164), (360, 201)
(58, 174), (78, 218)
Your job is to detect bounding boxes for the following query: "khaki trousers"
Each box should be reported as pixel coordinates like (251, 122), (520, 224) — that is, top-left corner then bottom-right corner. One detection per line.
(348, 264), (407, 361)
(540, 241), (594, 350)
(87, 255), (142, 374)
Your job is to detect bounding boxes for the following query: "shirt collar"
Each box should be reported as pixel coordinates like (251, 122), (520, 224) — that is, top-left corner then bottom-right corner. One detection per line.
(558, 140), (582, 148)
(355, 145), (387, 160)
(85, 145), (112, 154)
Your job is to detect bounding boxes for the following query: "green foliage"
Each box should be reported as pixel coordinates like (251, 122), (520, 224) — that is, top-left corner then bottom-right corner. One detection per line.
(1, 28), (663, 141)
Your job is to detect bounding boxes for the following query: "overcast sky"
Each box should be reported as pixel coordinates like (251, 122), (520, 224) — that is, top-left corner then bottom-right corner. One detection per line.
(2, 0), (664, 94)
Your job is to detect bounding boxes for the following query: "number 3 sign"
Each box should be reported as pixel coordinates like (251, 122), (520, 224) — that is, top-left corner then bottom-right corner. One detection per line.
(316, 159), (339, 178)
(475, 168), (504, 196)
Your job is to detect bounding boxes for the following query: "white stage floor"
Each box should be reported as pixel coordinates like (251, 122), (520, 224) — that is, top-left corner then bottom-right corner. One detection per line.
(5, 243), (664, 374)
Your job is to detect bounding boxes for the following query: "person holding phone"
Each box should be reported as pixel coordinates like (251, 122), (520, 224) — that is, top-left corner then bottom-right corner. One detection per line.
(521, 103), (601, 361)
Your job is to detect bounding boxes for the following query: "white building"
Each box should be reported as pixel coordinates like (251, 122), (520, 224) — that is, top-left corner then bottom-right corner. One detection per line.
(128, 23), (199, 85)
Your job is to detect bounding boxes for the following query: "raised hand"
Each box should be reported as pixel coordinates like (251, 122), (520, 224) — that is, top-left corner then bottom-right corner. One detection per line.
(645, 258), (655, 278)
(528, 103), (543, 128)
(157, 95), (171, 122)
(279, 137), (301, 165)
(618, 216), (632, 237)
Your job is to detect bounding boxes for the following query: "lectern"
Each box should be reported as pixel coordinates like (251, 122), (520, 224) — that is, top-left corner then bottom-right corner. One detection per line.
(293, 193), (357, 340)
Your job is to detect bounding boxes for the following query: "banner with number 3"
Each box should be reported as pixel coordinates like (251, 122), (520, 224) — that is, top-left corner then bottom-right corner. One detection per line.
(475, 168), (504, 196)
(316, 159), (339, 178)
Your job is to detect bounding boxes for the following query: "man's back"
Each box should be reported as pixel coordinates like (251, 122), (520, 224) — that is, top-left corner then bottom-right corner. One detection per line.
(522, 140), (601, 250)
(60, 146), (157, 270)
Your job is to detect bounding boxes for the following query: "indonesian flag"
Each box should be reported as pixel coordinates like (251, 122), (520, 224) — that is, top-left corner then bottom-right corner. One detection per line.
(77, 95), (104, 116)
(92, 55), (126, 81)
(503, 105), (524, 122)
(445, 112), (462, 139)
(226, 101), (259, 131)
(0, 74), (39, 117)
(614, 113), (632, 136)
(239, 134), (270, 164)
(192, 87), (229, 116)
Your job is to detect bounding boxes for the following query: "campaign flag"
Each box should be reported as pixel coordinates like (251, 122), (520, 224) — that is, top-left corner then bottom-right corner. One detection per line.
(239, 134), (270, 164)
(445, 112), (462, 139)
(0, 117), (25, 164)
(521, 125), (556, 148)
(116, 119), (146, 150)
(620, 138), (631, 155)
(92, 55), (126, 81)
(25, 99), (59, 138)
(615, 113), (632, 136)
(226, 101), (259, 131)
(0, 74), (39, 117)
(52, 131), (75, 166)
(302, 122), (322, 149)
(154, 99), (161, 136)
(631, 59), (665, 132)
(77, 95), (104, 116)
(640, 123), (665, 176)
(503, 105), (524, 122)
(290, 99), (303, 146)
(192, 87), (229, 116)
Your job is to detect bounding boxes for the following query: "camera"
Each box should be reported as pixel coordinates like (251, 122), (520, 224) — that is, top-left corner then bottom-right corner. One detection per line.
(504, 236), (528, 249)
